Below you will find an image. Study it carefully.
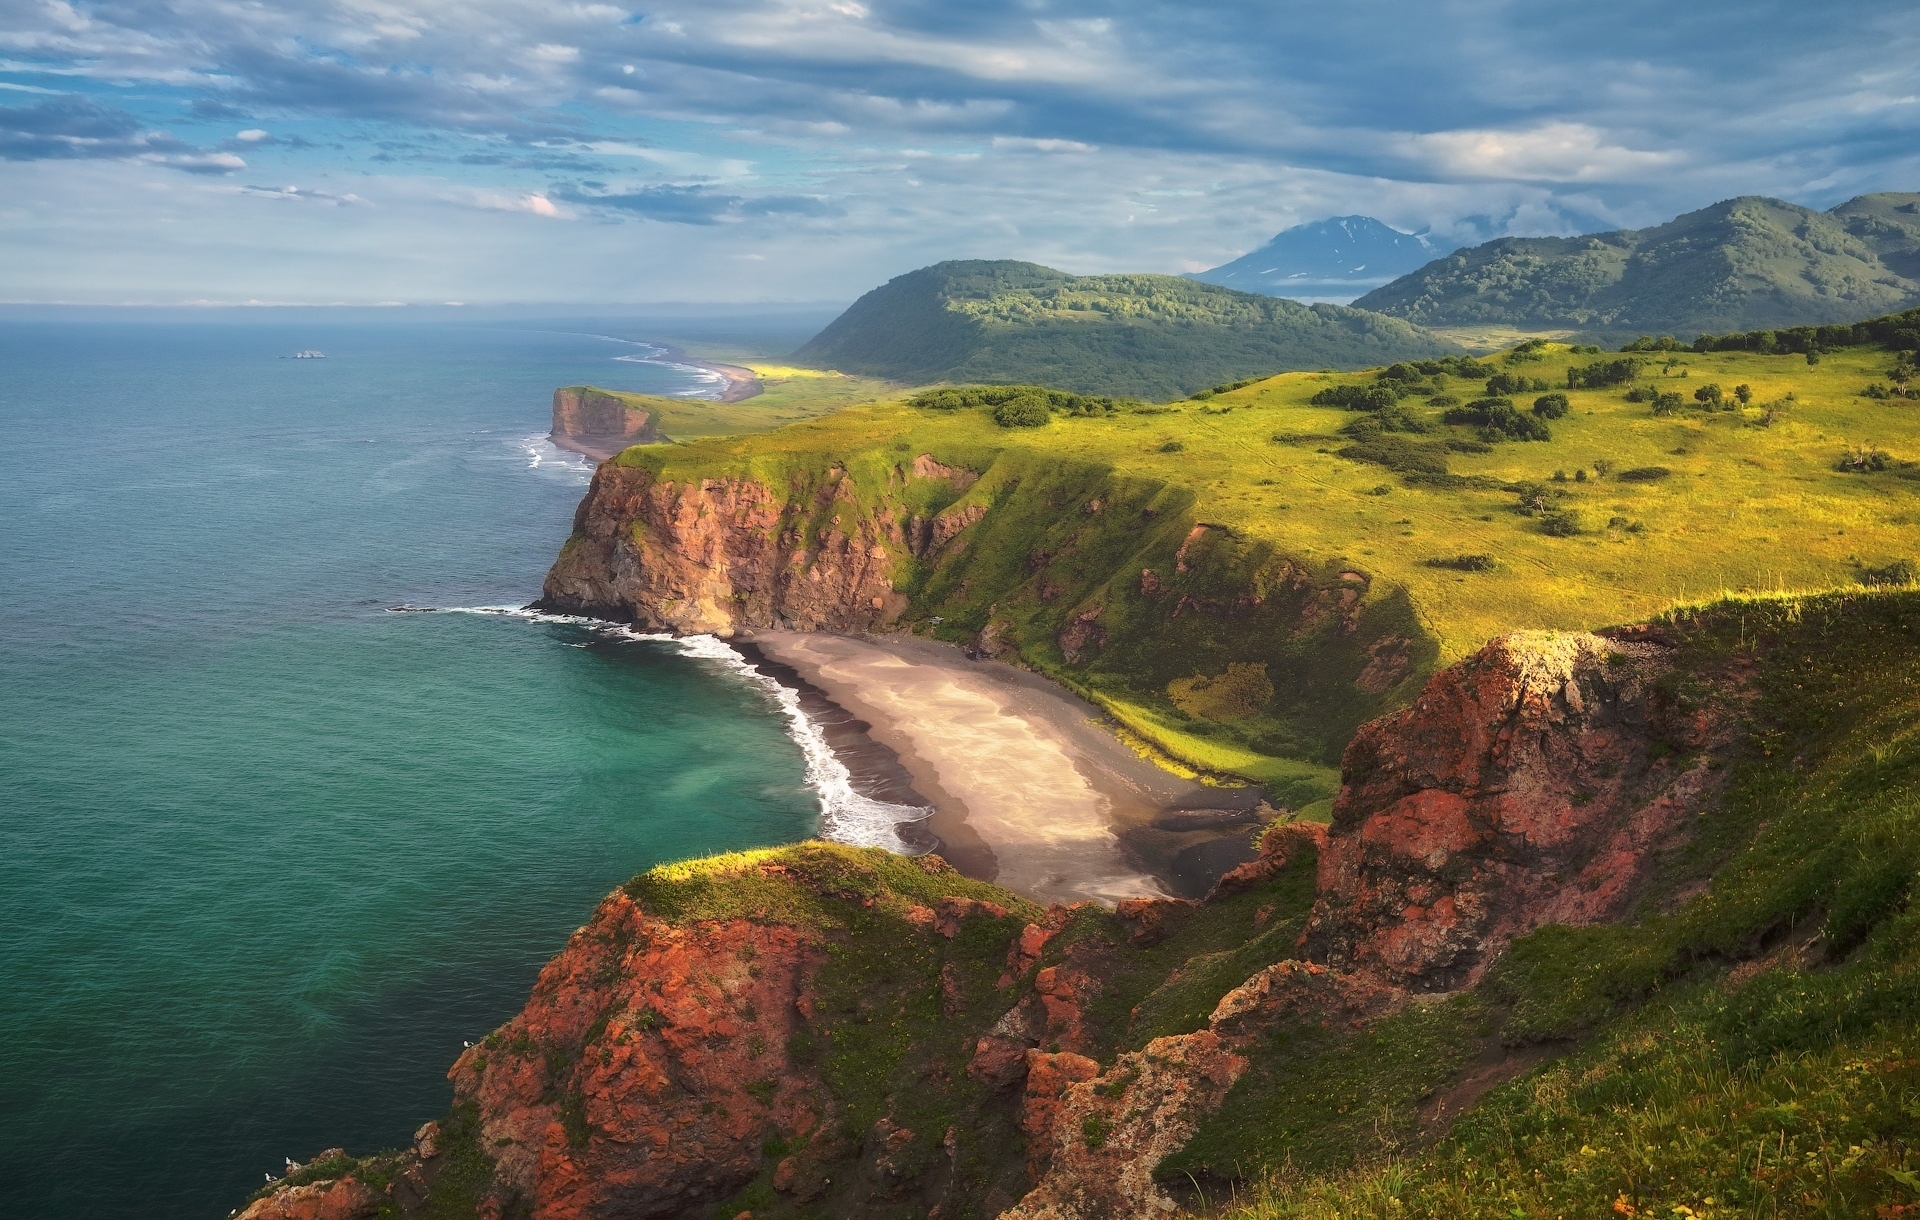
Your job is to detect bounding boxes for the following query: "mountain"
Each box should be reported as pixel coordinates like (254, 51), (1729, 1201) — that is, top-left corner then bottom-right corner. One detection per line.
(1354, 192), (1920, 340)
(789, 259), (1461, 399)
(1187, 215), (1438, 299)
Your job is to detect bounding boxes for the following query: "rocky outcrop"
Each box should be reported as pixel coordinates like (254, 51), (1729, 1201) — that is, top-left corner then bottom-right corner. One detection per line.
(550, 387), (664, 461)
(446, 888), (827, 1220)
(540, 459), (988, 635)
(1303, 629), (1735, 990)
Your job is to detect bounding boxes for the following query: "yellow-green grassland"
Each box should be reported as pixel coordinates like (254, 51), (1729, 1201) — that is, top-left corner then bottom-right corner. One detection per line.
(605, 333), (1920, 799)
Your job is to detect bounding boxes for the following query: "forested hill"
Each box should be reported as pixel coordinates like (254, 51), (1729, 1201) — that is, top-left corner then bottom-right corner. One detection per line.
(789, 259), (1460, 399)
(1353, 192), (1920, 341)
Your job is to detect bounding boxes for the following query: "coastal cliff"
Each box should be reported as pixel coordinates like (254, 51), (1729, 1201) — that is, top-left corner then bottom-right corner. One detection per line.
(235, 590), (1920, 1220)
(550, 387), (665, 462)
(539, 445), (1437, 787)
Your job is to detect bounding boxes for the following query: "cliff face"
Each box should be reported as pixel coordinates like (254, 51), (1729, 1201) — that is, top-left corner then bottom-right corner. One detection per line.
(550, 388), (663, 462)
(541, 448), (1438, 776)
(540, 461), (923, 635)
(1303, 627), (1738, 990)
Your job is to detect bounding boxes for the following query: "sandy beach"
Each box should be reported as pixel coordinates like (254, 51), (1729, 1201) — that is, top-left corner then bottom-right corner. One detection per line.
(746, 631), (1266, 905)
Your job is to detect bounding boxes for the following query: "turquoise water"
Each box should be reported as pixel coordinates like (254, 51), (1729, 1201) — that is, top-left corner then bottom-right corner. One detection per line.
(0, 319), (824, 1218)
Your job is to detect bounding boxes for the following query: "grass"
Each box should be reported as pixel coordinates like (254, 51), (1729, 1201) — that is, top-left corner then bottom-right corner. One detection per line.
(563, 369), (900, 440)
(1199, 589), (1920, 1217)
(602, 339), (1920, 789)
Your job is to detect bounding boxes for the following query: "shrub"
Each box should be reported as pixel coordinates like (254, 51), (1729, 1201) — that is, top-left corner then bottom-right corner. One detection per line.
(1621, 335), (1687, 352)
(1486, 372), (1552, 396)
(1309, 383), (1401, 411)
(1567, 357), (1644, 388)
(1617, 466), (1672, 482)
(993, 395), (1052, 427)
(1425, 554), (1494, 571)
(1650, 391), (1684, 416)
(1860, 559), (1917, 587)
(911, 384), (1127, 419)
(1694, 382), (1724, 407)
(1540, 509), (1582, 536)
(1442, 397), (1550, 442)
(1158, 440), (1185, 453)
(1532, 392), (1570, 419)
(1838, 445), (1891, 473)
(1592, 459), (1615, 477)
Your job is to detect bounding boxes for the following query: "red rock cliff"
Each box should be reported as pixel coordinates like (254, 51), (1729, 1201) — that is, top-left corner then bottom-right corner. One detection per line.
(550, 388), (663, 462)
(539, 457), (977, 635)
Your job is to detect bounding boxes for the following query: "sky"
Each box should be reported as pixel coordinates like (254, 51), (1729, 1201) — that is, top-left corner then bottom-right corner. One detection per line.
(1, 0), (1917, 305)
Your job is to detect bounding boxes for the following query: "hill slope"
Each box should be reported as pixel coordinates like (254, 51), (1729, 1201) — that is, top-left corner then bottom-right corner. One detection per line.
(1355, 193), (1920, 341)
(1188, 216), (1437, 300)
(789, 260), (1461, 399)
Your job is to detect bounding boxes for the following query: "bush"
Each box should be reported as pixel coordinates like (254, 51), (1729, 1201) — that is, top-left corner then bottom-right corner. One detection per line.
(1621, 335), (1687, 352)
(1838, 445), (1891, 472)
(1442, 397), (1551, 442)
(1426, 554), (1494, 571)
(993, 395), (1053, 427)
(1650, 391), (1684, 416)
(1860, 559), (1917, 587)
(1540, 509), (1582, 536)
(1567, 357), (1644, 388)
(1309, 383), (1401, 411)
(1532, 392), (1570, 419)
(1617, 466), (1672, 482)
(1486, 372), (1552, 396)
(911, 384), (1128, 419)
(1694, 382), (1724, 407)
(1158, 439), (1185, 453)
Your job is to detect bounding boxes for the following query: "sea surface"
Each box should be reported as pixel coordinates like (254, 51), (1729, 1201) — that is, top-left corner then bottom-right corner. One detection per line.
(0, 316), (879, 1219)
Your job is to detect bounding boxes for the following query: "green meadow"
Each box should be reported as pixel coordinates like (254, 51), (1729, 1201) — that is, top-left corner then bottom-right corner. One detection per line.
(607, 335), (1920, 793)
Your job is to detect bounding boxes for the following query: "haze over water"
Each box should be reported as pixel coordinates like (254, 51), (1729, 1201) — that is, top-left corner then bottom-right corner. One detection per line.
(0, 317), (822, 1219)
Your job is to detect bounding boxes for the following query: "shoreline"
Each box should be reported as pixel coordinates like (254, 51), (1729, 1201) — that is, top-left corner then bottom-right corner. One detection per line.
(742, 629), (1272, 905)
(645, 344), (761, 402)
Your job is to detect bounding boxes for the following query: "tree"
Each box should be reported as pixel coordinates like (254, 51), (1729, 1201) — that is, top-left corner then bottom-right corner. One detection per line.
(1735, 384), (1753, 405)
(1694, 383), (1724, 406)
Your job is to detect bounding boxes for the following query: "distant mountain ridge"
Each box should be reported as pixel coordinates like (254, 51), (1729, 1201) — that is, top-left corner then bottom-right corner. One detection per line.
(790, 259), (1460, 399)
(1187, 215), (1438, 299)
(1354, 192), (1920, 340)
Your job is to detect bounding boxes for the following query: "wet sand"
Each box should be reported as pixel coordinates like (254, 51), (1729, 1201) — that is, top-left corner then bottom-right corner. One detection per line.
(746, 631), (1261, 905)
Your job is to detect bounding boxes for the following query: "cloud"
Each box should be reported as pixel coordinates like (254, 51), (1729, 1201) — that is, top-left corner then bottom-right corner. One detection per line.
(0, 96), (242, 172)
(2, 0), (1919, 302)
(239, 183), (364, 204)
(1397, 123), (1685, 183)
(551, 181), (843, 224)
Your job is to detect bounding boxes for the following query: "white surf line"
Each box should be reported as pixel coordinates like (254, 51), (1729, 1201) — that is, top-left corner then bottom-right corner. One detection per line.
(408, 607), (933, 853)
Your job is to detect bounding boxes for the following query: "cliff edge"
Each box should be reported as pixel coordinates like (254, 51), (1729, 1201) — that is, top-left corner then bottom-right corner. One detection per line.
(550, 387), (665, 462)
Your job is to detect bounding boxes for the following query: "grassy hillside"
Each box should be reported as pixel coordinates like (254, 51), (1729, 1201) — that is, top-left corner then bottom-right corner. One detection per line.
(788, 259), (1461, 399)
(1355, 193), (1920, 342)
(612, 321), (1920, 794)
(555, 369), (899, 439)
(1205, 590), (1920, 1218)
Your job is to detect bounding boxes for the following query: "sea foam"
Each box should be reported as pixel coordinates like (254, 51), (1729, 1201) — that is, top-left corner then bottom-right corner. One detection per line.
(422, 606), (934, 853)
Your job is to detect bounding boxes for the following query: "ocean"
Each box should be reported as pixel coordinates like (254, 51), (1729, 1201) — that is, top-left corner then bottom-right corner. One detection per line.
(0, 315), (879, 1219)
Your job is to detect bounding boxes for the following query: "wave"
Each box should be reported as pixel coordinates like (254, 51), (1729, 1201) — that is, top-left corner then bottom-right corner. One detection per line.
(609, 353), (728, 399)
(404, 606), (935, 853)
(516, 434), (595, 480)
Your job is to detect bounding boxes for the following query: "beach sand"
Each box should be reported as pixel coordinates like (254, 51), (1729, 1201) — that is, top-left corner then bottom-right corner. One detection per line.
(746, 631), (1263, 905)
